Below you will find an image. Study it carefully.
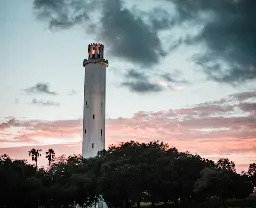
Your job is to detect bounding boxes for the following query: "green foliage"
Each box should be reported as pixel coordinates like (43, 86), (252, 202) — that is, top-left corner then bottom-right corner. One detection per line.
(0, 141), (255, 208)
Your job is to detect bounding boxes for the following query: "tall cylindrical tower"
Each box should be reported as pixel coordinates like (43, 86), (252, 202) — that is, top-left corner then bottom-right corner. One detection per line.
(82, 43), (109, 158)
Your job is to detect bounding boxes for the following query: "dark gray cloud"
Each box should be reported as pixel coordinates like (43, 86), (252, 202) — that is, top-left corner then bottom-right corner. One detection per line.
(161, 72), (188, 84)
(177, 104), (236, 118)
(169, 0), (256, 83)
(173, 90), (256, 118)
(120, 70), (189, 94)
(100, 0), (165, 67)
(33, 0), (166, 67)
(31, 98), (60, 106)
(230, 91), (256, 102)
(147, 7), (175, 31)
(25, 83), (57, 95)
(121, 69), (163, 93)
(239, 103), (256, 113)
(33, 0), (96, 29)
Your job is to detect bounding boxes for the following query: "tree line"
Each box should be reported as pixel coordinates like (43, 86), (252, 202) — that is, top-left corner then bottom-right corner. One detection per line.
(0, 141), (255, 208)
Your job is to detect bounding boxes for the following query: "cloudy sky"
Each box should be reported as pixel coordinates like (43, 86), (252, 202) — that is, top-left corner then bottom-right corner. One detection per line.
(1, 0), (256, 172)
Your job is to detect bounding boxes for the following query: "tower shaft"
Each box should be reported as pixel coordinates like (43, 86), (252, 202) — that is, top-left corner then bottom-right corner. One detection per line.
(82, 43), (108, 158)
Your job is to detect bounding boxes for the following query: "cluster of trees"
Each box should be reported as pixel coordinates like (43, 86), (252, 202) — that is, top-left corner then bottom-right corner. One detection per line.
(0, 141), (255, 208)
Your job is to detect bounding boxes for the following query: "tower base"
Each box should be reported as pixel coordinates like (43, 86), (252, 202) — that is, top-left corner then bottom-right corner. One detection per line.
(76, 198), (107, 208)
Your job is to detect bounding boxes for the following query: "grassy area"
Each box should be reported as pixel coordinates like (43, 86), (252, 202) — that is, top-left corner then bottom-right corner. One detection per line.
(226, 195), (256, 208)
(138, 194), (256, 208)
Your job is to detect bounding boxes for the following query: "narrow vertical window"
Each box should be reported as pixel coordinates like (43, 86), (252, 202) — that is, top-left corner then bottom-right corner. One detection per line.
(93, 114), (95, 119)
(92, 143), (94, 148)
(86, 101), (87, 106)
(101, 129), (102, 136)
(84, 129), (86, 134)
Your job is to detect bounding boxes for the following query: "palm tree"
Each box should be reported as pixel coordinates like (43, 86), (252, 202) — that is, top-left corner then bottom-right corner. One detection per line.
(46, 148), (55, 166)
(28, 148), (42, 168)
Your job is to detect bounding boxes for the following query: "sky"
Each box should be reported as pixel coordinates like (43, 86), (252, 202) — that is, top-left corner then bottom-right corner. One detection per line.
(0, 0), (256, 172)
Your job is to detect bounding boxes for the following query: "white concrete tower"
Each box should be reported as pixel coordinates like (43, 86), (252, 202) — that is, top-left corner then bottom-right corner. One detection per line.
(82, 43), (109, 158)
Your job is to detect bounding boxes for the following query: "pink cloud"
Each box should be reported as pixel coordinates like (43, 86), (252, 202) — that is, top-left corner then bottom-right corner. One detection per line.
(0, 91), (255, 173)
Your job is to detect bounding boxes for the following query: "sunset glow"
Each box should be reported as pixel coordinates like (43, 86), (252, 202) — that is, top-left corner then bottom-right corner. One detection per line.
(1, 0), (256, 173)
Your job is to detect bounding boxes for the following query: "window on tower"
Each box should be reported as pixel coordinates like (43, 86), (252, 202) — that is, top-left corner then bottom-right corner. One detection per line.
(92, 143), (94, 148)
(84, 129), (86, 134)
(93, 114), (95, 119)
(101, 129), (102, 136)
